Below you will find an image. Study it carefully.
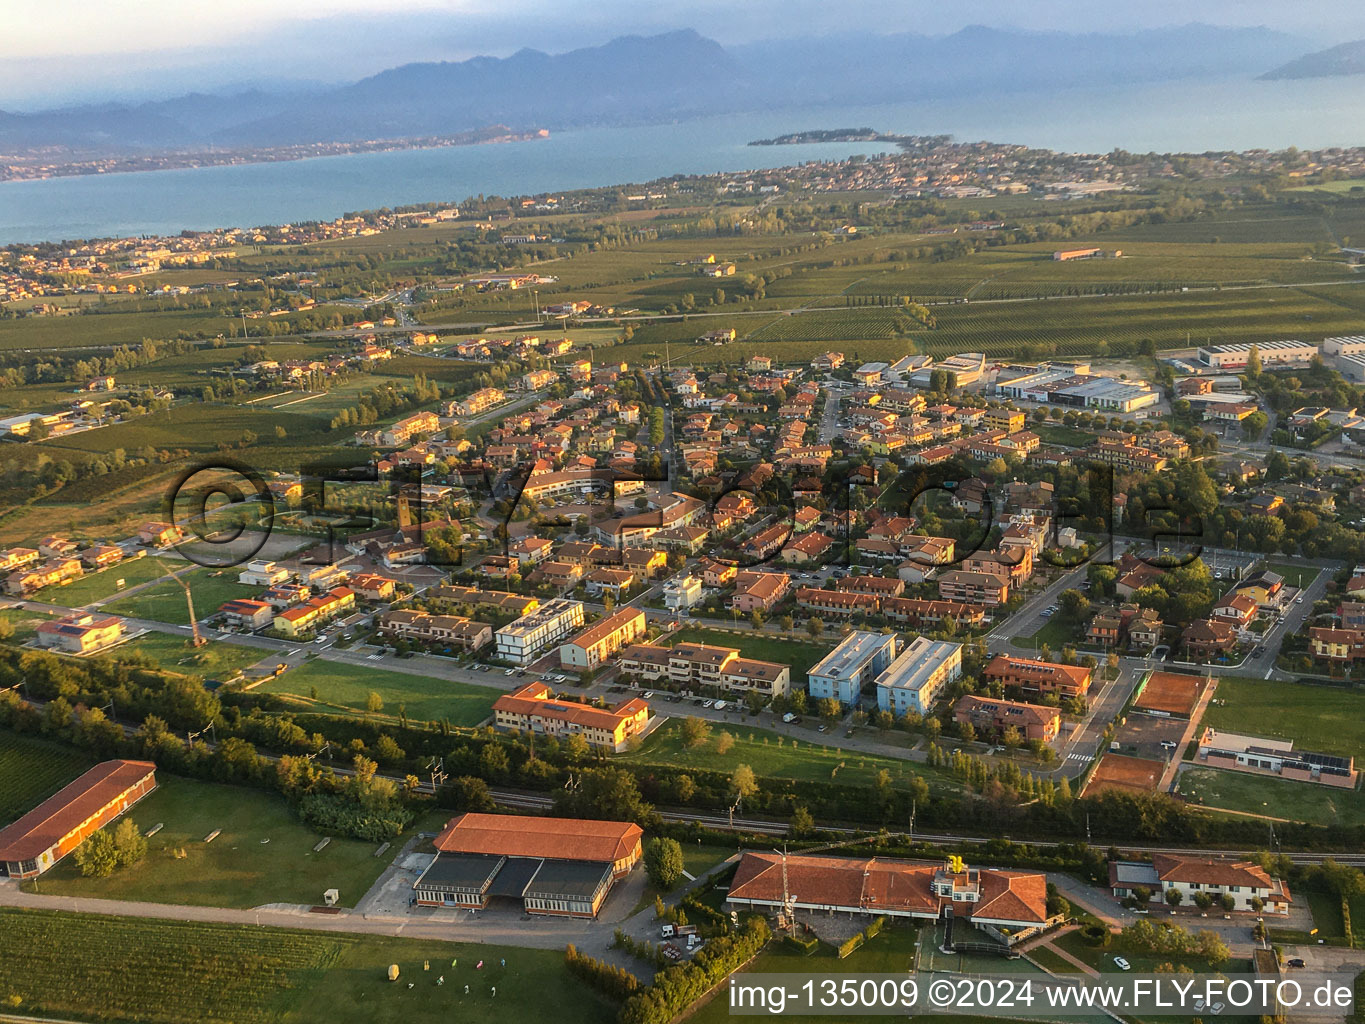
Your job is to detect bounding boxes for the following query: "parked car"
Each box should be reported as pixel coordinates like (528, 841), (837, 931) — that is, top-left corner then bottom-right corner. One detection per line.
(701, 699), (714, 708)
(643, 691), (654, 699)
(1287, 958), (1306, 969)
(1112, 956), (1131, 971)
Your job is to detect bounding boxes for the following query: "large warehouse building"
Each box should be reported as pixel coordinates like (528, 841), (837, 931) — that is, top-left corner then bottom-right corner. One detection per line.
(413, 813), (643, 917)
(0, 760), (157, 879)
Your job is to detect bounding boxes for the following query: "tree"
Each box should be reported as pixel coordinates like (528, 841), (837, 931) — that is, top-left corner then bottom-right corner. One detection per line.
(1193, 891), (1213, 910)
(715, 730), (735, 755)
(958, 721), (977, 744)
(1001, 725), (1023, 749)
(643, 837), (685, 890)
(1165, 888), (1184, 907)
(74, 830), (119, 877)
(110, 818), (147, 868)
(681, 716), (711, 748)
(366, 691), (384, 717)
(1057, 588), (1090, 621)
(563, 733), (591, 763)
(817, 698), (842, 724)
(554, 767), (653, 823)
(790, 806), (815, 837)
(731, 763), (759, 803)
(1246, 344), (1262, 378)
(1218, 893), (1235, 912)
(1132, 886), (1152, 907)
(806, 617), (824, 639)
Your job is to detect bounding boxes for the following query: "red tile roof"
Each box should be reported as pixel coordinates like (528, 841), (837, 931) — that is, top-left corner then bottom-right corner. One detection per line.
(0, 760), (156, 862)
(432, 812), (642, 863)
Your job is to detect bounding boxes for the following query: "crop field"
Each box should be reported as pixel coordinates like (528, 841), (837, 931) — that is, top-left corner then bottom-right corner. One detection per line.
(1197, 676), (1365, 759)
(102, 566), (260, 624)
(622, 718), (957, 793)
(254, 659), (499, 727)
(0, 307), (231, 352)
(43, 401), (335, 457)
(27, 774), (396, 909)
(1178, 766), (1365, 827)
(747, 306), (914, 342)
(34, 555), (172, 607)
(0, 731), (94, 825)
(0, 907), (613, 1024)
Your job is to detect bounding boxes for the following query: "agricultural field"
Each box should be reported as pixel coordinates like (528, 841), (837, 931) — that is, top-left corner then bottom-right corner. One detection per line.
(1196, 676), (1365, 759)
(0, 307), (231, 352)
(254, 659), (499, 728)
(101, 566), (261, 625)
(1177, 766), (1365, 828)
(669, 625), (831, 685)
(27, 774), (397, 909)
(0, 907), (613, 1024)
(0, 731), (94, 825)
(34, 554), (172, 607)
(621, 718), (956, 793)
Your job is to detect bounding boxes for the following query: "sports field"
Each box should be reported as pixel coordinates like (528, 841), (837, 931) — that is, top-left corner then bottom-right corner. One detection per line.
(254, 659), (499, 727)
(1197, 676), (1365, 759)
(1178, 766), (1365, 828)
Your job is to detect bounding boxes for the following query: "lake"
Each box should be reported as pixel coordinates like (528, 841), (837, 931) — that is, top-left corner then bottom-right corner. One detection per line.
(5, 75), (1365, 245)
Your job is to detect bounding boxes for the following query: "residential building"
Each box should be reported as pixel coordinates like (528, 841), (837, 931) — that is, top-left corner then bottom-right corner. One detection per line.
(495, 599), (586, 666)
(0, 760), (157, 879)
(347, 573), (397, 602)
(376, 610), (493, 651)
(937, 570), (1009, 606)
(874, 637), (963, 716)
(662, 575), (703, 612)
(35, 613), (125, 655)
(1310, 626), (1365, 664)
(619, 642), (791, 698)
(1108, 855), (1291, 914)
(218, 598), (274, 630)
(881, 597), (985, 630)
(1181, 618), (1237, 661)
(559, 608), (648, 670)
(237, 559), (290, 587)
(5, 557), (82, 596)
(730, 570), (790, 613)
(493, 681), (649, 752)
(954, 695), (1060, 743)
(271, 587), (355, 638)
(984, 654), (1092, 701)
(807, 631), (898, 707)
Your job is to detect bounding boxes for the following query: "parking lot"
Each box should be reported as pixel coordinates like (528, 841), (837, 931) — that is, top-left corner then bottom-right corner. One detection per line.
(1110, 713), (1187, 762)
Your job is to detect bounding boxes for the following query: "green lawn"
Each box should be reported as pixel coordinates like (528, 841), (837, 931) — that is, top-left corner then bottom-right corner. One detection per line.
(1262, 562), (1321, 590)
(1198, 676), (1365, 759)
(0, 907), (614, 1024)
(0, 605), (46, 642)
(671, 626), (832, 684)
(102, 566), (262, 625)
(0, 730), (95, 825)
(116, 631), (265, 680)
(1054, 927), (1251, 977)
(256, 660), (499, 728)
(1010, 615), (1083, 652)
(35, 555), (173, 607)
(24, 774), (398, 909)
(1177, 766), (1365, 827)
(1032, 423), (1098, 447)
(622, 718), (957, 793)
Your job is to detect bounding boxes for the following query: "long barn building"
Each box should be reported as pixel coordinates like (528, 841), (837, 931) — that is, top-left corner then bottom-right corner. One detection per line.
(0, 760), (157, 879)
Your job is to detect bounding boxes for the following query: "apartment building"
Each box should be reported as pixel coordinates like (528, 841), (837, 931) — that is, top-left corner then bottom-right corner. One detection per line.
(272, 587), (356, 638)
(1109, 855), (1291, 914)
(35, 613), (125, 655)
(618, 642), (791, 697)
(494, 599), (586, 666)
(984, 654), (1092, 701)
(376, 610), (493, 651)
(4, 557), (82, 596)
(874, 637), (963, 716)
(730, 570), (790, 613)
(795, 587), (880, 617)
(807, 631), (899, 707)
(881, 597), (986, 630)
(954, 694), (1060, 743)
(492, 682), (649, 753)
(937, 570), (1009, 606)
(450, 387), (505, 417)
(559, 608), (648, 670)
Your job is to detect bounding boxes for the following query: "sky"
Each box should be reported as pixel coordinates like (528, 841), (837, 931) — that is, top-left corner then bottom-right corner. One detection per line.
(2, 0), (1361, 108)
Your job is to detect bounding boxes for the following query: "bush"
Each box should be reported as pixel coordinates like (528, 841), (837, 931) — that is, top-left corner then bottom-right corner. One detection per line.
(295, 792), (413, 842)
(644, 837), (685, 890)
(1079, 923), (1111, 947)
(564, 944), (641, 1001)
(784, 934), (819, 955)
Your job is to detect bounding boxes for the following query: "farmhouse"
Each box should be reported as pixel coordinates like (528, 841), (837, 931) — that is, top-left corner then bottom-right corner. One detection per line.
(414, 813), (643, 917)
(0, 760), (157, 879)
(727, 854), (1048, 931)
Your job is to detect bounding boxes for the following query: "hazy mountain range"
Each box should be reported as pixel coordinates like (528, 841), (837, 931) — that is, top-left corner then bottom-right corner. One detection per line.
(1262, 38), (1365, 79)
(0, 24), (1319, 154)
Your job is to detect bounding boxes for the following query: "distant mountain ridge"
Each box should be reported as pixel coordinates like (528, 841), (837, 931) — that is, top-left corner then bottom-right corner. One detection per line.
(0, 23), (1309, 155)
(1261, 39), (1365, 80)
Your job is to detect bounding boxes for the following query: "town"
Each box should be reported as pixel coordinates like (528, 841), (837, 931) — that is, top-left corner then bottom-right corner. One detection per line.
(4, 132), (1365, 1024)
